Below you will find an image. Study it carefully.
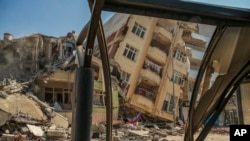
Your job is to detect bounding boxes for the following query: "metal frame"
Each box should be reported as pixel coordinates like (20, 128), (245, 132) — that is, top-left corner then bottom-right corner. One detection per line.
(73, 0), (250, 141)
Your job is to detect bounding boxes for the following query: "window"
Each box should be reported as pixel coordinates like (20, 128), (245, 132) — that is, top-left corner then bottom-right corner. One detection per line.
(123, 44), (138, 61)
(162, 94), (177, 113)
(132, 22), (146, 38)
(44, 88), (72, 104)
(135, 85), (156, 102)
(143, 59), (162, 76)
(119, 71), (130, 89)
(93, 91), (105, 106)
(171, 70), (185, 86)
(173, 50), (187, 63)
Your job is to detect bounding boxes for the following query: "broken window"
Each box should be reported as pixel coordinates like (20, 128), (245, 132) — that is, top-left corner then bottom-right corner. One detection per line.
(162, 94), (177, 113)
(45, 92), (53, 103)
(119, 71), (130, 90)
(135, 85), (156, 102)
(123, 44), (138, 61)
(143, 59), (162, 76)
(132, 22), (146, 38)
(173, 49), (187, 63)
(93, 91), (105, 106)
(64, 93), (71, 104)
(171, 70), (185, 86)
(44, 87), (72, 105)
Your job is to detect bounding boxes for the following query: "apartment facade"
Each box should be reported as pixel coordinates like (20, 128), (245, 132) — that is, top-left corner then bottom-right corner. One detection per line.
(102, 13), (191, 122)
(182, 23), (242, 126)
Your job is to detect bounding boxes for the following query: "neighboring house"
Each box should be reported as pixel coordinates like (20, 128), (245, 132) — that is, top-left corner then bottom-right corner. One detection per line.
(0, 32), (120, 125)
(35, 55), (119, 125)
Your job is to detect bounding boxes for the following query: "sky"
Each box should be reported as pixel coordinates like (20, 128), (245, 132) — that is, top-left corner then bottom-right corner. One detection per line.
(187, 0), (250, 9)
(0, 0), (249, 40)
(0, 0), (114, 39)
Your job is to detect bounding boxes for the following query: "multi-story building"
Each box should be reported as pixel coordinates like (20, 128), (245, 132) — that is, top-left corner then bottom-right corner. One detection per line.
(182, 23), (214, 100)
(181, 22), (215, 121)
(182, 23), (242, 126)
(99, 13), (191, 122)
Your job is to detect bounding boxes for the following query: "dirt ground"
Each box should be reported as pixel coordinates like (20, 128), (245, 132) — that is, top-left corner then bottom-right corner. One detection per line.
(166, 132), (229, 141)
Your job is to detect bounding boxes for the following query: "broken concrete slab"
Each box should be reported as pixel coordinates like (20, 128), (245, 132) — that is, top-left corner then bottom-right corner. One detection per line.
(128, 129), (149, 137)
(1, 133), (27, 141)
(0, 91), (8, 98)
(1, 134), (16, 141)
(27, 124), (44, 137)
(50, 112), (69, 128)
(0, 109), (11, 126)
(46, 129), (67, 139)
(0, 94), (47, 121)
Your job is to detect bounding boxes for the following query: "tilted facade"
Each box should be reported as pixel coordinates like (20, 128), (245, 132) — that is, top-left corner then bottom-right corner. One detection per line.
(101, 13), (192, 122)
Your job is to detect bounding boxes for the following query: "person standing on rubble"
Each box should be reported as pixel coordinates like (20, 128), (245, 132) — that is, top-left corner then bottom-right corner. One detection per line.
(65, 31), (76, 57)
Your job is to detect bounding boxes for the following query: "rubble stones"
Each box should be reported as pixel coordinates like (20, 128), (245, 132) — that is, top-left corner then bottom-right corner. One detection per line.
(90, 123), (187, 141)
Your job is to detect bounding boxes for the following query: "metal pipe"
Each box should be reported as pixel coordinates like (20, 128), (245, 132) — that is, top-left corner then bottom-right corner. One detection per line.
(74, 67), (94, 141)
(96, 19), (113, 141)
(87, 0), (113, 140)
(84, 0), (104, 68)
(88, 0), (113, 139)
(76, 21), (90, 46)
(73, 0), (104, 140)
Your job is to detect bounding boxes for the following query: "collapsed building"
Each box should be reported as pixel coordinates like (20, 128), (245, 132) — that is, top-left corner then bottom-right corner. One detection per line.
(0, 13), (248, 140)
(0, 14), (214, 125)
(0, 31), (120, 133)
(98, 13), (192, 122)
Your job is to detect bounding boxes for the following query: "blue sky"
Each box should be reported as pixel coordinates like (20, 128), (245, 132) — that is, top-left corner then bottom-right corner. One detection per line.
(187, 0), (250, 9)
(0, 0), (249, 39)
(0, 0), (114, 39)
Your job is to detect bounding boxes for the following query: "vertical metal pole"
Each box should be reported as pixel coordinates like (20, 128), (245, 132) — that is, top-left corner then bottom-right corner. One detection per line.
(73, 0), (104, 140)
(74, 67), (94, 141)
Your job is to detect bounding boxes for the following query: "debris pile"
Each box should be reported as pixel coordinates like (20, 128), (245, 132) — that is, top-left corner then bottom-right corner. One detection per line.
(210, 127), (230, 135)
(0, 79), (70, 141)
(0, 31), (78, 140)
(91, 122), (184, 141)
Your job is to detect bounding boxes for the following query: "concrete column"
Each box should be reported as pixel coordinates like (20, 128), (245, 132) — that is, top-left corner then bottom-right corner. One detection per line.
(126, 18), (159, 102)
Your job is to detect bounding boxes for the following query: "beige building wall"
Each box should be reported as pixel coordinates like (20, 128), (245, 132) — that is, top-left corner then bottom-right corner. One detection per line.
(105, 14), (191, 122)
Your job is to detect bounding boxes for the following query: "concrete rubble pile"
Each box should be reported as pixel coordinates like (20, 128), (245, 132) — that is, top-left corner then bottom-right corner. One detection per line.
(91, 122), (184, 141)
(0, 79), (70, 141)
(209, 127), (229, 135)
(0, 32), (78, 140)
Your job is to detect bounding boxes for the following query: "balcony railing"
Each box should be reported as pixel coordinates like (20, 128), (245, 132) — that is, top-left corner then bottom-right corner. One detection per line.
(135, 86), (156, 102)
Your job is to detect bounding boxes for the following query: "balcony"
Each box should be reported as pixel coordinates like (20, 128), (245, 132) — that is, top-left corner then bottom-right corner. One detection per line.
(135, 86), (156, 102)
(147, 46), (167, 65)
(180, 22), (198, 32)
(153, 27), (172, 45)
(141, 69), (161, 86)
(183, 31), (207, 48)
